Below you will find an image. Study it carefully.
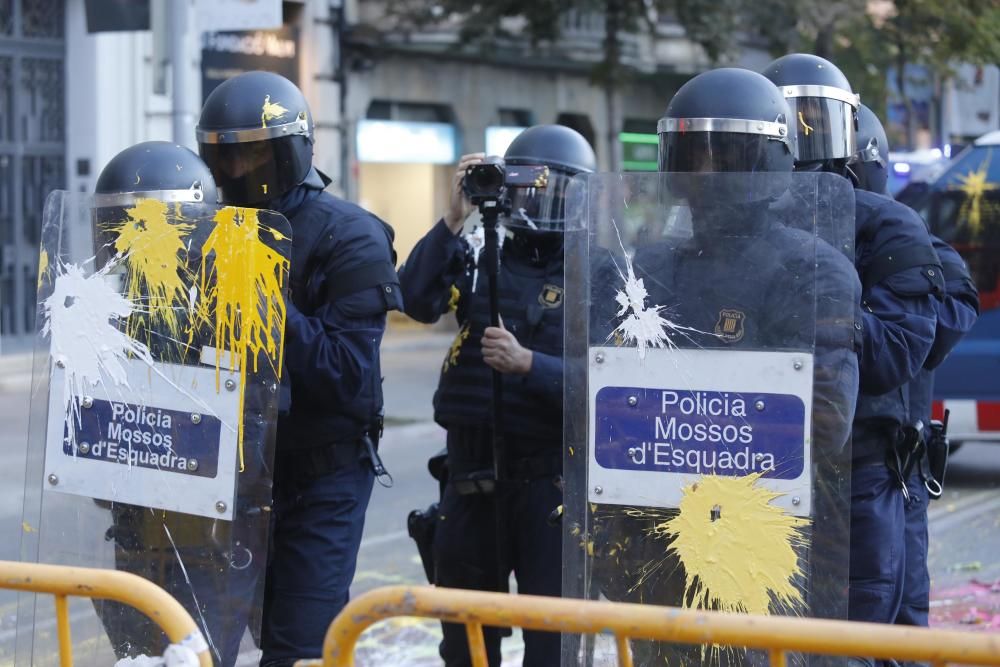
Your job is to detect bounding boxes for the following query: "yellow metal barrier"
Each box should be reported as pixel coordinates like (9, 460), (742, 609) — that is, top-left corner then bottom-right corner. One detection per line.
(0, 559), (213, 667)
(296, 585), (1000, 667)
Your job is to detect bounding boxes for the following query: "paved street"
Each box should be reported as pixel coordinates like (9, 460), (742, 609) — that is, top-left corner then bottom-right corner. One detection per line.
(0, 326), (997, 665)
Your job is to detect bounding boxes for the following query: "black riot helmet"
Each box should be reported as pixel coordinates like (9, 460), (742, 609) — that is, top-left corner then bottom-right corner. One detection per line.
(852, 103), (890, 195)
(503, 124), (596, 232)
(95, 140), (217, 205)
(197, 71), (313, 206)
(761, 54), (860, 171)
(658, 68), (794, 174)
(93, 141), (218, 267)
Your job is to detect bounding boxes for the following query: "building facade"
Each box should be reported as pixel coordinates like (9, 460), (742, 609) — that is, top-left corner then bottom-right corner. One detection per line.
(0, 0), (768, 344)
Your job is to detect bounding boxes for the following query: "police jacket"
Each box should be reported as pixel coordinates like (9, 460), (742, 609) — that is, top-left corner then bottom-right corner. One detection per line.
(398, 220), (564, 464)
(852, 189), (943, 460)
(907, 236), (979, 436)
(631, 205), (861, 454)
(271, 169), (402, 451)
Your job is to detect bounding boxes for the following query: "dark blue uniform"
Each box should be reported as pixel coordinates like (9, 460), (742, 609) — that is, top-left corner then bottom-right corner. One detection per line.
(895, 237), (979, 628)
(260, 169), (401, 666)
(848, 189), (943, 628)
(399, 220), (564, 667)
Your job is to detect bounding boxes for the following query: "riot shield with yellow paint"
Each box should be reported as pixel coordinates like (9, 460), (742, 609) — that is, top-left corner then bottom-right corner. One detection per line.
(562, 172), (858, 666)
(16, 190), (291, 667)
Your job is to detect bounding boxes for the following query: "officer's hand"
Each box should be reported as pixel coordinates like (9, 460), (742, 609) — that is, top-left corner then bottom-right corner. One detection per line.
(482, 319), (532, 375)
(444, 153), (486, 235)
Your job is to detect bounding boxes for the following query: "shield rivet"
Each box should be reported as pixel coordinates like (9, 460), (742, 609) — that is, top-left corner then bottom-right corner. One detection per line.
(792, 496), (801, 506)
(594, 486), (603, 495)
(755, 453), (764, 461)
(793, 359), (803, 370)
(78, 442), (91, 455)
(755, 400), (765, 411)
(225, 379), (237, 392)
(191, 413), (202, 425)
(189, 459), (199, 472)
(627, 396), (638, 407)
(595, 353), (605, 364)
(215, 501), (227, 513)
(47, 474), (58, 486)
(81, 396), (94, 409)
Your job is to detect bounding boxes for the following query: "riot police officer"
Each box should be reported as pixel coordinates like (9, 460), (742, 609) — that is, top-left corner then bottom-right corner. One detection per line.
(399, 124), (595, 667)
(851, 104), (979, 630)
(90, 141), (263, 667)
(762, 54), (943, 630)
(197, 71), (402, 666)
(587, 67), (861, 666)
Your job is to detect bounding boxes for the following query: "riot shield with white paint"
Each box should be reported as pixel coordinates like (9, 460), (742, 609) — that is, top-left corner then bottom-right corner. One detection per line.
(562, 172), (858, 666)
(17, 191), (291, 667)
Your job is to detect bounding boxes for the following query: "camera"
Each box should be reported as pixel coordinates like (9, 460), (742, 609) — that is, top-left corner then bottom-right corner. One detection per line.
(462, 157), (550, 204)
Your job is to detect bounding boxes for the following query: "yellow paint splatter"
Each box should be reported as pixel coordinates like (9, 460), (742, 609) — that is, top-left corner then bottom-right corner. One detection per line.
(37, 250), (49, 288)
(108, 198), (193, 343)
(22, 522), (35, 533)
(798, 112), (814, 136)
(196, 207), (289, 470)
(953, 152), (998, 236)
(653, 474), (807, 616)
(447, 284), (461, 312)
(261, 95), (289, 128)
(442, 322), (470, 372)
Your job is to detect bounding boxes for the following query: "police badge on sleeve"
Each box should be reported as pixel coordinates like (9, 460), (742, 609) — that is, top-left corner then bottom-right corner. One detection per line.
(715, 308), (746, 343)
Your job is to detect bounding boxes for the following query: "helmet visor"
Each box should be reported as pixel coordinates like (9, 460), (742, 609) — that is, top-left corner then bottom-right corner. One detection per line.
(785, 96), (856, 163)
(506, 168), (575, 232)
(199, 135), (311, 205)
(658, 131), (790, 173)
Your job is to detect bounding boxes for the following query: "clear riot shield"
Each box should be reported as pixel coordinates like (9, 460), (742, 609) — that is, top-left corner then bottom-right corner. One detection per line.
(17, 191), (291, 667)
(562, 172), (858, 666)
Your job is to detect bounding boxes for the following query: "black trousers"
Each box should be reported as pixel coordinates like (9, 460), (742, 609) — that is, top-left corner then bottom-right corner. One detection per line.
(433, 475), (563, 667)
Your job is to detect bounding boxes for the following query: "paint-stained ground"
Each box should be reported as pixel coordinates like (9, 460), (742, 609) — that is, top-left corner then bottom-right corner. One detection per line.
(1, 327), (999, 665)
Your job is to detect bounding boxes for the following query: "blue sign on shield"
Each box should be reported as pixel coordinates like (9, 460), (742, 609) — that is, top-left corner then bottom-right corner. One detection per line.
(594, 386), (806, 479)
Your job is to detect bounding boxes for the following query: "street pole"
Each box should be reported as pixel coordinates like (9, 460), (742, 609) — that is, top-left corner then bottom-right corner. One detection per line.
(169, 0), (191, 145)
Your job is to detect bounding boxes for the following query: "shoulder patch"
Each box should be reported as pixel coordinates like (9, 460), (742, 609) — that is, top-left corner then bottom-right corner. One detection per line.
(538, 284), (564, 308)
(714, 309), (745, 343)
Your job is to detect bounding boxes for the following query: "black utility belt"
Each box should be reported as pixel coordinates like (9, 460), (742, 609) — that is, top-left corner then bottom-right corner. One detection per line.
(450, 455), (562, 496)
(279, 435), (392, 487)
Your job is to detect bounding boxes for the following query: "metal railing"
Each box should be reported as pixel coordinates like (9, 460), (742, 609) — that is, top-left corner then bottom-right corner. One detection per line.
(295, 585), (1000, 667)
(0, 559), (212, 667)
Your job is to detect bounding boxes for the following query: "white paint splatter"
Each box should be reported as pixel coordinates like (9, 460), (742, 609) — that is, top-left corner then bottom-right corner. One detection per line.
(42, 262), (154, 443)
(607, 218), (704, 360)
(187, 284), (198, 315)
(516, 208), (539, 230)
(462, 222), (505, 293)
(610, 252), (675, 359)
(114, 644), (200, 667)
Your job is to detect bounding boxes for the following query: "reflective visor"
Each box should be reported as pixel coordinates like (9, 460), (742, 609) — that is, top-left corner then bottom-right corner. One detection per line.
(199, 135), (310, 205)
(785, 97), (856, 162)
(658, 132), (786, 173)
(507, 169), (575, 231)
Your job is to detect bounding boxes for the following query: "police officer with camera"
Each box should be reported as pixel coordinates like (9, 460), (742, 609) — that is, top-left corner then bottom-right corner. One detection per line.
(761, 54), (944, 632)
(196, 71), (401, 666)
(851, 103), (979, 631)
(399, 124), (595, 667)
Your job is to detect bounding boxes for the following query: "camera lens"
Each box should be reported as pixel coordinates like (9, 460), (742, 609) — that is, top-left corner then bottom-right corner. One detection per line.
(471, 168), (503, 192)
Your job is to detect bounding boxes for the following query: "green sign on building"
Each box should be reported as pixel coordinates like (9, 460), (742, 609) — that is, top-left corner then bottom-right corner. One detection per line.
(620, 132), (659, 171)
